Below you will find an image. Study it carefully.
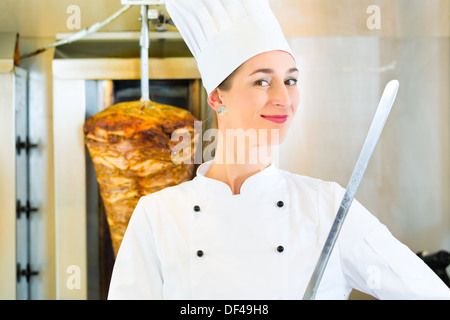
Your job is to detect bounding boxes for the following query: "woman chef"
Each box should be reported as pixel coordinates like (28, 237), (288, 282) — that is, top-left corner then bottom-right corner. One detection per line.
(108, 0), (450, 299)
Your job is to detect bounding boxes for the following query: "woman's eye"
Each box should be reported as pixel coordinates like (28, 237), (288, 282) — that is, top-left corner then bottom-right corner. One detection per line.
(254, 79), (270, 87)
(285, 78), (298, 86)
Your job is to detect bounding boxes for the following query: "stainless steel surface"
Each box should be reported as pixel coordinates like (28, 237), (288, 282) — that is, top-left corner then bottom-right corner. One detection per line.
(53, 31), (188, 58)
(53, 57), (199, 80)
(0, 32), (19, 299)
(302, 80), (400, 300)
(52, 32), (198, 80)
(121, 0), (165, 4)
(84, 80), (108, 299)
(55, 31), (182, 41)
(53, 79), (88, 299)
(0, 32), (17, 72)
(0, 73), (16, 300)
(15, 67), (30, 300)
(140, 5), (150, 101)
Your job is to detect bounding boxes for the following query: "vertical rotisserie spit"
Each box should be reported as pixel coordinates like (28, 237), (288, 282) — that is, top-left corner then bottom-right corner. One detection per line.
(84, 100), (197, 256)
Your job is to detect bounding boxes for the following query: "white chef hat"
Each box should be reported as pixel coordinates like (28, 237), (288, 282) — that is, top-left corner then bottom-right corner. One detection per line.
(166, 0), (294, 95)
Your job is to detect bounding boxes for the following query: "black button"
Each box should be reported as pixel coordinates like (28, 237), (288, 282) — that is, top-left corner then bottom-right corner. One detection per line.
(277, 245), (284, 253)
(193, 205), (201, 212)
(277, 201), (284, 208)
(197, 250), (204, 257)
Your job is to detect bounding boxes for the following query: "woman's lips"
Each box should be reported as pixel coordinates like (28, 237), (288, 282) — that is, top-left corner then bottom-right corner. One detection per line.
(261, 115), (288, 124)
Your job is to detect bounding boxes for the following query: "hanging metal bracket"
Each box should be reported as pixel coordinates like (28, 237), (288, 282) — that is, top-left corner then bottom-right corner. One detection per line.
(16, 200), (38, 219)
(16, 136), (38, 156)
(16, 263), (39, 283)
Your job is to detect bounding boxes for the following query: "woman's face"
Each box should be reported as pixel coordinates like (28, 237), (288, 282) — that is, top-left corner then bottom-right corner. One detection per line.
(211, 50), (299, 147)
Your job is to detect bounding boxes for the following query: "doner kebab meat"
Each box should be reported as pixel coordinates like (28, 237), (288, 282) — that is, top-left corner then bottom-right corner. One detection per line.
(84, 100), (197, 256)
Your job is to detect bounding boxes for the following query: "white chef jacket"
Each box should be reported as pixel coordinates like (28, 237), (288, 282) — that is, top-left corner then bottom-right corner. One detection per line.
(108, 160), (450, 300)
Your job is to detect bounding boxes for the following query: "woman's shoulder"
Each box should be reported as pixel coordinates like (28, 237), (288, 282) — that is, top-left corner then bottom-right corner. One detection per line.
(139, 178), (197, 205)
(277, 167), (343, 194)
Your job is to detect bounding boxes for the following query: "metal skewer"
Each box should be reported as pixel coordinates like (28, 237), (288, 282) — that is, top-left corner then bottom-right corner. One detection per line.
(140, 5), (150, 101)
(122, 1), (166, 100)
(302, 80), (400, 300)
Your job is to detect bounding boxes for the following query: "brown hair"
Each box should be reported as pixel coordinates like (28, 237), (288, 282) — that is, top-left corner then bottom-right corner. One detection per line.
(201, 65), (242, 160)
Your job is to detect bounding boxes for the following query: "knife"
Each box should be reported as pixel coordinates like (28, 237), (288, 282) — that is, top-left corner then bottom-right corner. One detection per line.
(302, 79), (400, 300)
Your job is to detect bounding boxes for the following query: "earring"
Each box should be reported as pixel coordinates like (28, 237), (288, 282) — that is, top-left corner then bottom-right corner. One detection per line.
(217, 106), (228, 116)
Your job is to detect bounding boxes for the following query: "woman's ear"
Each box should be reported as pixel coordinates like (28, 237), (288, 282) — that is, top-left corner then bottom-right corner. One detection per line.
(207, 88), (224, 111)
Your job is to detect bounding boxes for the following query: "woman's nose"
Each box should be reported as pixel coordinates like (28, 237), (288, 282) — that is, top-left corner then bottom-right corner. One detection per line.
(270, 81), (291, 107)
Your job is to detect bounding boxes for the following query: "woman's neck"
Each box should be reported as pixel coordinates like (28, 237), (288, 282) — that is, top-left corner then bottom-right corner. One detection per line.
(204, 134), (273, 195)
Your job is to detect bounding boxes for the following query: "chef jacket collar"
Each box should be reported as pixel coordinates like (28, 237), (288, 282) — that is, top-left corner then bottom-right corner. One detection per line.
(195, 160), (282, 197)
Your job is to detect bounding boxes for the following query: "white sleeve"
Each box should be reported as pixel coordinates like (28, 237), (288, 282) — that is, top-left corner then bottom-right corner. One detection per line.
(107, 197), (163, 299)
(334, 184), (450, 300)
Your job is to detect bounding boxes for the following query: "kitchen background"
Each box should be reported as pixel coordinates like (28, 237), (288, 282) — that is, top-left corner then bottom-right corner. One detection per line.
(0, 0), (448, 300)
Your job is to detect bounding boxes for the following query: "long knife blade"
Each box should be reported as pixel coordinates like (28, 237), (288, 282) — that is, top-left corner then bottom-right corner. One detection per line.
(302, 80), (400, 300)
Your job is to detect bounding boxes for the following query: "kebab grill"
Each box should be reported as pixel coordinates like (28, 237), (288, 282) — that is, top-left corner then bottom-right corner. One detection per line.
(84, 100), (197, 256)
(83, 3), (199, 257)
(51, 1), (207, 299)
